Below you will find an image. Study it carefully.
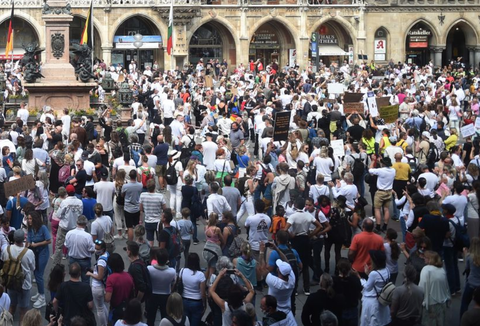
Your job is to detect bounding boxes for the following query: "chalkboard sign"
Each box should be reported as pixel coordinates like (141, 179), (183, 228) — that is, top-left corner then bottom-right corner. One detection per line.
(273, 111), (291, 142)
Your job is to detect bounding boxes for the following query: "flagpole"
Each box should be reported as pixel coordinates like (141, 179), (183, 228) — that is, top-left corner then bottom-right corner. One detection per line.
(91, 0), (94, 75)
(170, 0), (174, 72)
(10, 1), (13, 72)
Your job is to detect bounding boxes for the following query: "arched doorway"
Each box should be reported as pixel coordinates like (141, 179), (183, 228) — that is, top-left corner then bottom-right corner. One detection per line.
(249, 21), (295, 68)
(374, 28), (388, 62)
(112, 16), (163, 70)
(405, 22), (435, 66)
(0, 17), (39, 61)
(311, 21), (353, 68)
(189, 21), (235, 67)
(70, 16), (102, 61)
(445, 21), (477, 68)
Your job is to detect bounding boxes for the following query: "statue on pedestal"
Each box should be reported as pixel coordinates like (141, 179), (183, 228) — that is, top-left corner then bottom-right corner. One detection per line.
(20, 42), (44, 83)
(72, 43), (93, 83)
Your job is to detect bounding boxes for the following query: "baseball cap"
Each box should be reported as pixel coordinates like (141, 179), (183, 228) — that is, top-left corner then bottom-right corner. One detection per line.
(66, 185), (76, 194)
(441, 203), (456, 215)
(422, 131), (430, 138)
(100, 170), (109, 178)
(276, 259), (292, 276)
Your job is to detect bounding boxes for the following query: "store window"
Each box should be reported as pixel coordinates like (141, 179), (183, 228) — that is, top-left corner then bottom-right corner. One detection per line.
(189, 25), (223, 64)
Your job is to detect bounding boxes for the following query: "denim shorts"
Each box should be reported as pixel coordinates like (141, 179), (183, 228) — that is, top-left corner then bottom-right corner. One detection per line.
(8, 288), (31, 308)
(145, 222), (159, 241)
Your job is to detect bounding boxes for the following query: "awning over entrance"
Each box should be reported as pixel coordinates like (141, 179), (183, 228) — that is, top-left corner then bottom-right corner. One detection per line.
(318, 45), (348, 56)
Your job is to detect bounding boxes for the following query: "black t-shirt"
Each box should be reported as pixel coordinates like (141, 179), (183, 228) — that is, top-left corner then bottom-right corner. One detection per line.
(74, 169), (88, 194)
(56, 281), (93, 326)
(418, 214), (449, 254)
(49, 132), (63, 151)
(159, 226), (174, 257)
(347, 125), (365, 142)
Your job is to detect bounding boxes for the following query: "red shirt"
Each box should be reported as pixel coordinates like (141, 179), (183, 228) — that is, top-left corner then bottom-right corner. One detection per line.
(349, 231), (385, 272)
(106, 271), (134, 308)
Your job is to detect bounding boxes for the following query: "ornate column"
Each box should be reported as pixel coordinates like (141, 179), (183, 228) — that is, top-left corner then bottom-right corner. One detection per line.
(432, 46), (445, 68)
(102, 45), (113, 64)
(237, 7), (250, 68)
(467, 46), (475, 68)
(475, 47), (480, 70)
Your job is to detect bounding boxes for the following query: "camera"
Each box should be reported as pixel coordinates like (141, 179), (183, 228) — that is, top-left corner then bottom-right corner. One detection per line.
(226, 269), (235, 275)
(265, 242), (273, 248)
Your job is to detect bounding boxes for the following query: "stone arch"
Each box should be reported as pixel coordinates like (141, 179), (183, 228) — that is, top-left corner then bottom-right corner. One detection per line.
(72, 14), (104, 47)
(404, 19), (439, 46)
(187, 16), (238, 49)
(308, 16), (357, 49)
(110, 13), (166, 43)
(0, 12), (43, 46)
(248, 16), (299, 50)
(444, 19), (478, 46)
(373, 26), (390, 61)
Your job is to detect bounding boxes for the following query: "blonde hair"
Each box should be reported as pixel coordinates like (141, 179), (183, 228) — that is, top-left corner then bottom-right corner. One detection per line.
(166, 292), (184, 320)
(241, 242), (252, 260)
(424, 250), (443, 268)
(22, 309), (42, 326)
(208, 213), (219, 227)
(469, 237), (480, 267)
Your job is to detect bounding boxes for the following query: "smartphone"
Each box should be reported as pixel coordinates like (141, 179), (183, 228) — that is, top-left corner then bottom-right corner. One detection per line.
(265, 242), (273, 248)
(226, 269), (235, 275)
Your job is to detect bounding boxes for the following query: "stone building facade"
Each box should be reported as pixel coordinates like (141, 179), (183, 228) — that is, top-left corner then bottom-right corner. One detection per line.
(1, 0), (479, 71)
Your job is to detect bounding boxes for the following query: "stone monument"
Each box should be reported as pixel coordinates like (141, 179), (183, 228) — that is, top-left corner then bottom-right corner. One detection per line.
(25, 0), (96, 111)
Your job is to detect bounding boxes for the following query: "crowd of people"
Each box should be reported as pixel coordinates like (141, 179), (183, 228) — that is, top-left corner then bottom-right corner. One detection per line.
(0, 56), (479, 326)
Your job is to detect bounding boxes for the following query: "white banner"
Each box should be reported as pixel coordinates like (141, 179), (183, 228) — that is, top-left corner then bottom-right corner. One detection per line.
(461, 124), (476, 137)
(289, 49), (297, 66)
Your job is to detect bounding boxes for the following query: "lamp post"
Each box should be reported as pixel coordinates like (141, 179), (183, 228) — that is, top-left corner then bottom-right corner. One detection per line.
(133, 33), (143, 70)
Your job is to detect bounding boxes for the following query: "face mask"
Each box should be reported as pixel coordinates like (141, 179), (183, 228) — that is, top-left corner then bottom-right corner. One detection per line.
(95, 250), (103, 256)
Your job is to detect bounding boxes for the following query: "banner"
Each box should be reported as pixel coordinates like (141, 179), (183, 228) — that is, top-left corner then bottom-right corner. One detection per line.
(289, 49), (297, 65)
(379, 104), (399, 123)
(343, 102), (364, 114)
(4, 175), (35, 197)
(327, 83), (344, 94)
(475, 117), (480, 129)
(273, 111), (292, 142)
(461, 124), (476, 137)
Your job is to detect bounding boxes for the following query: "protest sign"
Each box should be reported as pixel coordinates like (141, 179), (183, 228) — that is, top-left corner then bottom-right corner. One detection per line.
(461, 123), (476, 137)
(327, 83), (344, 94)
(376, 97), (391, 108)
(343, 102), (364, 114)
(475, 117), (480, 129)
(4, 175), (36, 197)
(343, 92), (364, 103)
(331, 139), (345, 158)
(273, 111), (292, 142)
(379, 104), (399, 123)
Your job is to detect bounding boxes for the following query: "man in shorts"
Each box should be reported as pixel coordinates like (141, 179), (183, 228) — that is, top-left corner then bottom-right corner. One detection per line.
(139, 179), (167, 246)
(368, 156), (396, 233)
(153, 135), (169, 191)
(121, 170), (143, 241)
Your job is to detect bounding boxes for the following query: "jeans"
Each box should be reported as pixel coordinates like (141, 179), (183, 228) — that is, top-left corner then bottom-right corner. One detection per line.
(341, 306), (359, 326)
(92, 286), (108, 326)
(400, 215), (407, 243)
(183, 298), (204, 326)
(460, 282), (477, 319)
(146, 293), (169, 326)
(34, 249), (49, 295)
(190, 214), (198, 242)
(291, 235), (311, 291)
(311, 237), (324, 281)
(443, 246), (460, 294)
(69, 257), (92, 283)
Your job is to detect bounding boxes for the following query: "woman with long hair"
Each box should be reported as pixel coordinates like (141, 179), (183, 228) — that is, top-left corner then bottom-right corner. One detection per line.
(448, 98), (462, 130)
(49, 141), (65, 194)
(113, 169), (127, 240)
(419, 251), (451, 326)
(203, 213), (224, 281)
(2, 146), (14, 177)
(460, 237), (480, 318)
(221, 212), (238, 258)
(361, 128), (375, 156)
(47, 264), (65, 303)
(91, 203), (113, 243)
(35, 171), (50, 224)
(302, 273), (338, 326)
(180, 253), (206, 326)
(358, 250), (391, 326)
(26, 211), (51, 308)
(384, 228), (400, 284)
(160, 293), (190, 326)
(332, 258), (362, 326)
(16, 135), (26, 162)
(114, 299), (147, 326)
(106, 253), (135, 326)
(21, 148), (44, 176)
(214, 148), (232, 186)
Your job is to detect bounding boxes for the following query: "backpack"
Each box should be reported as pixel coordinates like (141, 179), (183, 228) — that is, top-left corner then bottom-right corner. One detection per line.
(350, 155), (365, 182)
(165, 315), (186, 326)
(426, 142), (439, 168)
(152, 125), (161, 142)
(164, 226), (183, 258)
(406, 156), (417, 176)
(449, 219), (470, 252)
(259, 163), (271, 185)
(373, 270), (396, 306)
(236, 176), (249, 197)
(0, 247), (28, 292)
(0, 309), (13, 326)
(228, 235), (246, 258)
(139, 166), (154, 188)
(419, 115), (427, 133)
(131, 148), (143, 167)
(99, 222), (115, 254)
(165, 161), (180, 185)
(131, 259), (152, 302)
(58, 164), (71, 184)
(118, 128), (129, 147)
(139, 242), (151, 264)
(278, 247), (299, 278)
(97, 255), (112, 287)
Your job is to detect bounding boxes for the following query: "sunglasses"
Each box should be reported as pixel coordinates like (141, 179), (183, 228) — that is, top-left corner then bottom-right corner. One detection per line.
(94, 240), (104, 245)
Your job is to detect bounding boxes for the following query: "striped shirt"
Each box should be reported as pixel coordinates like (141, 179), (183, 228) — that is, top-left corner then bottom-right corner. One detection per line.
(139, 192), (166, 223)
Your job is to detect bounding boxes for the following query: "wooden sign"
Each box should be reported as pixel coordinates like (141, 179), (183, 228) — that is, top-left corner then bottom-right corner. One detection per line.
(343, 102), (364, 114)
(4, 175), (36, 197)
(379, 104), (399, 123)
(343, 92), (364, 103)
(205, 75), (213, 88)
(273, 111), (292, 142)
(375, 97), (391, 108)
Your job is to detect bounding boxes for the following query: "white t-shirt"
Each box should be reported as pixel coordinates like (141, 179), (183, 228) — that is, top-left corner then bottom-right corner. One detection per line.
(313, 157), (334, 181)
(147, 265), (176, 295)
(94, 181), (116, 212)
(92, 252), (108, 288)
(309, 184), (330, 202)
(180, 268), (206, 300)
(91, 216), (113, 241)
(245, 213), (271, 251)
(286, 211), (316, 236)
(369, 167), (396, 190)
(266, 271), (296, 314)
(202, 141), (218, 170)
(443, 194), (468, 225)
(84, 160), (96, 186)
(113, 158), (135, 170)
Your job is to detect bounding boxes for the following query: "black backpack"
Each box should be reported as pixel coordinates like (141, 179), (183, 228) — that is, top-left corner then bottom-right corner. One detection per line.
(118, 128), (129, 147)
(350, 155), (365, 182)
(419, 115), (427, 133)
(152, 125), (161, 142)
(165, 161), (180, 185)
(426, 142), (438, 168)
(259, 163), (271, 185)
(278, 247), (299, 278)
(236, 176), (249, 196)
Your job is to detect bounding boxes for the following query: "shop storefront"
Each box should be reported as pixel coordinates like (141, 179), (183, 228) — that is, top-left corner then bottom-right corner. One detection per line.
(311, 24), (351, 67)
(249, 24), (280, 65)
(112, 35), (162, 69)
(406, 27), (431, 66)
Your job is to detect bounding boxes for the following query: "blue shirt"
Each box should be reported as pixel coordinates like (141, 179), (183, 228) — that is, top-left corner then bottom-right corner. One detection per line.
(268, 244), (301, 276)
(153, 143), (169, 166)
(82, 198), (97, 221)
(6, 197), (28, 230)
(27, 225), (51, 256)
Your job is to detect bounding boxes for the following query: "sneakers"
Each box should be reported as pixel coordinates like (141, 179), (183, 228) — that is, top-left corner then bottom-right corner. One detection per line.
(122, 233), (128, 240)
(33, 295), (46, 308)
(31, 293), (40, 302)
(193, 240), (199, 245)
(304, 289), (310, 296)
(114, 234), (123, 240)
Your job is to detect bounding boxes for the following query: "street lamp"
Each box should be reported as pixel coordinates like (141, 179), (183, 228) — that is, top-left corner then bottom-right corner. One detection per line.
(133, 33), (143, 70)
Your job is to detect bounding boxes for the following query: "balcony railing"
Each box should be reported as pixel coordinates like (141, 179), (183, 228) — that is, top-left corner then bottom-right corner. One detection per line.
(373, 0), (480, 4)
(0, 0), (361, 8)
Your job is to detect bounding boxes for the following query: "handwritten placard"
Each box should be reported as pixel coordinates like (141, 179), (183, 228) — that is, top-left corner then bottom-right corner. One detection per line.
(343, 102), (364, 114)
(331, 139), (345, 158)
(475, 117), (480, 129)
(461, 123), (476, 137)
(4, 175), (36, 197)
(379, 104), (399, 123)
(327, 83), (344, 94)
(273, 111), (292, 142)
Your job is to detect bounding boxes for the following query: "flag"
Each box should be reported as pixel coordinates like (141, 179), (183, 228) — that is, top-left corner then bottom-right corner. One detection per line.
(5, 2), (14, 57)
(167, 0), (173, 55)
(80, 0), (93, 46)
